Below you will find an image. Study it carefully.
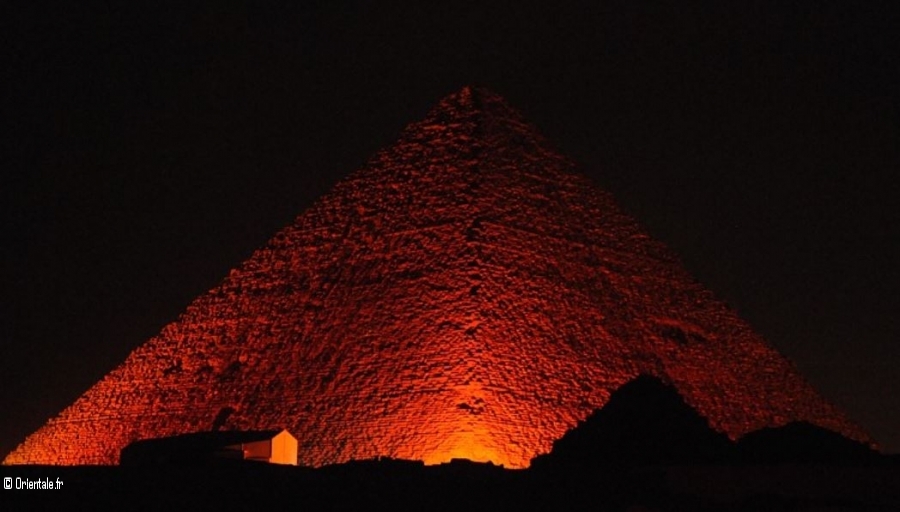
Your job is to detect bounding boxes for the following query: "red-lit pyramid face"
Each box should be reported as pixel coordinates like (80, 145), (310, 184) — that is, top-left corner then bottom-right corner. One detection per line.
(3, 87), (868, 468)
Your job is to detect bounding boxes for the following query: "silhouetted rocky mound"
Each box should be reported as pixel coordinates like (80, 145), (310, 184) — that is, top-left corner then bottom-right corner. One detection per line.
(737, 421), (881, 464)
(531, 375), (733, 469)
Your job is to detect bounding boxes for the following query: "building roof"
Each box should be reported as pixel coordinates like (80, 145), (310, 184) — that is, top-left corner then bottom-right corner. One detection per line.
(124, 429), (290, 453)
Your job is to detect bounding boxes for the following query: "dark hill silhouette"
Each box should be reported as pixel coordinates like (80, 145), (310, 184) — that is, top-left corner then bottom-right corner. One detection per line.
(737, 421), (881, 464)
(531, 374), (733, 469)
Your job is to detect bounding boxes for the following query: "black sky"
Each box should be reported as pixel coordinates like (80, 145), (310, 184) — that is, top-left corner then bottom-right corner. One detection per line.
(2, 1), (898, 458)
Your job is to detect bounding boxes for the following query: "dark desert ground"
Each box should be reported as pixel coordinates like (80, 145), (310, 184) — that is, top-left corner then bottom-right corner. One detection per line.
(3, 376), (900, 510)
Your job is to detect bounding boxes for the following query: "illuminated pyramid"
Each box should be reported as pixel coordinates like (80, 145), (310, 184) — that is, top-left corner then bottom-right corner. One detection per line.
(3, 87), (868, 468)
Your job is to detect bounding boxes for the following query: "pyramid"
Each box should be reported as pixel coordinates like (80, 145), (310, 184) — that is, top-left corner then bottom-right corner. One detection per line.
(3, 87), (868, 468)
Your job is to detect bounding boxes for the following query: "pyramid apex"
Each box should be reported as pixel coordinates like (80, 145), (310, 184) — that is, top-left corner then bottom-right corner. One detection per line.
(441, 85), (514, 113)
(455, 85), (504, 102)
(393, 86), (547, 161)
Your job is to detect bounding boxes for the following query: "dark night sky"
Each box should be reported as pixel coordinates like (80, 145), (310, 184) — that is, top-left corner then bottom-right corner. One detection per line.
(2, 2), (898, 459)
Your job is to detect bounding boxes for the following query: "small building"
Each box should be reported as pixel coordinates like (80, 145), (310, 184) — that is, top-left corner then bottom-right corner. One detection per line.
(120, 429), (298, 466)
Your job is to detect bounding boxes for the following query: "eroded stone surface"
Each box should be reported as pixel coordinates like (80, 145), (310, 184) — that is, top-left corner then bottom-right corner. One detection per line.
(2, 87), (868, 468)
